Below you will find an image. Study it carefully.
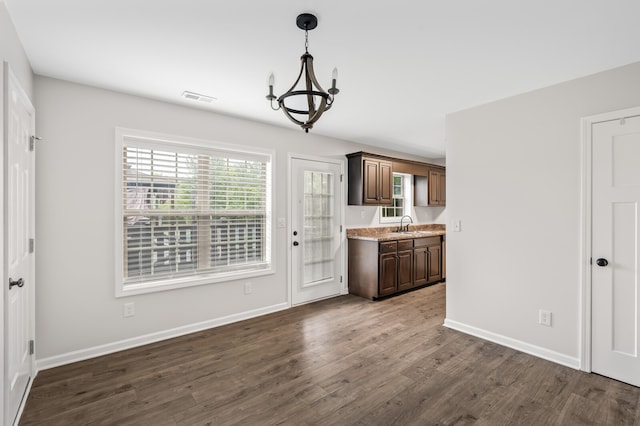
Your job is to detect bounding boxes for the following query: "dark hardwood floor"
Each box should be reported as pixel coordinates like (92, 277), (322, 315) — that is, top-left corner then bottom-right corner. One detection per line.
(20, 283), (640, 425)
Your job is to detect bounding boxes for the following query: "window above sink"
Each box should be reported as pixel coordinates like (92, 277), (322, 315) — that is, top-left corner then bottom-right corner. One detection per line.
(379, 172), (412, 223)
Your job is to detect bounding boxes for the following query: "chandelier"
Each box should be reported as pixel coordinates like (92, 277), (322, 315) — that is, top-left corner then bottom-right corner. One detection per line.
(266, 13), (339, 133)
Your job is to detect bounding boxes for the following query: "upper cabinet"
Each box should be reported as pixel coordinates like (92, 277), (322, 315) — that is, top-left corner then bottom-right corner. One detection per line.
(347, 152), (447, 207)
(414, 166), (446, 207)
(347, 153), (393, 205)
(428, 167), (446, 206)
(347, 152), (445, 206)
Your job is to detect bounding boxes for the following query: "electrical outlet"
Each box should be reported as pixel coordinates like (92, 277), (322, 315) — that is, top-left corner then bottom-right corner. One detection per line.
(277, 218), (286, 228)
(244, 282), (253, 295)
(453, 220), (461, 232)
(123, 302), (135, 318)
(539, 309), (552, 327)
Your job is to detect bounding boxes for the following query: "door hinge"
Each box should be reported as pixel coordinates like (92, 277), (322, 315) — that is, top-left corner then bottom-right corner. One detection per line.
(340, 225), (343, 233)
(340, 174), (343, 182)
(29, 340), (35, 355)
(29, 238), (35, 253)
(340, 275), (343, 283)
(29, 135), (42, 151)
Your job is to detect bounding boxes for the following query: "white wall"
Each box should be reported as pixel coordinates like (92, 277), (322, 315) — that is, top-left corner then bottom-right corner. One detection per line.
(445, 61), (640, 367)
(34, 76), (443, 365)
(346, 205), (446, 228)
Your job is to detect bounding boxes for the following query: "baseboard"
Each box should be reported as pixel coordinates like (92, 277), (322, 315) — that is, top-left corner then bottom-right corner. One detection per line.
(36, 302), (289, 372)
(443, 318), (580, 370)
(13, 374), (35, 426)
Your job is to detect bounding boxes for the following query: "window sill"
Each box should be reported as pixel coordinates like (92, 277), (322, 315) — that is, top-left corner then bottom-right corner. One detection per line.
(116, 266), (275, 297)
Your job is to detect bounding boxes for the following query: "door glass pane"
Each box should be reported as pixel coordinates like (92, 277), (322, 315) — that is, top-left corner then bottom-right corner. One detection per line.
(303, 171), (334, 285)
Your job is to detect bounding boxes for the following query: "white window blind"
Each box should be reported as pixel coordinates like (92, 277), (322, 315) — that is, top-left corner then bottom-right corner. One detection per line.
(116, 130), (272, 295)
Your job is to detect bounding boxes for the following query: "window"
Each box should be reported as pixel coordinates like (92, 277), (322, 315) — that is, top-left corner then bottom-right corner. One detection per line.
(115, 129), (273, 296)
(380, 173), (411, 222)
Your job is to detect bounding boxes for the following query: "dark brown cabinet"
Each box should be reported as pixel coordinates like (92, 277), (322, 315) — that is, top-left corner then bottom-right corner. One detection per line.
(347, 151), (445, 207)
(347, 153), (393, 205)
(414, 166), (446, 207)
(428, 167), (446, 206)
(397, 240), (414, 292)
(348, 236), (442, 300)
(379, 252), (398, 296)
(413, 237), (441, 286)
(378, 241), (398, 296)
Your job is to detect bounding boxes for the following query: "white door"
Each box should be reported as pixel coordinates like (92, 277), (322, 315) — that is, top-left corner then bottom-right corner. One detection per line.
(5, 65), (36, 425)
(290, 157), (343, 305)
(591, 114), (640, 387)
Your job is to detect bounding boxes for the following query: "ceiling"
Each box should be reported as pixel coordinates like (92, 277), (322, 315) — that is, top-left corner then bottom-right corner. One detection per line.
(5, 0), (640, 158)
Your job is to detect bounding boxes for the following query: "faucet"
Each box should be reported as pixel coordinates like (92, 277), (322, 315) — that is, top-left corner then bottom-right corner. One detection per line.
(398, 215), (413, 232)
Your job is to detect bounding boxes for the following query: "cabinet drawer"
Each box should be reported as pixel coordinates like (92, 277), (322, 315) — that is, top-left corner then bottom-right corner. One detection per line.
(397, 240), (413, 251)
(414, 236), (441, 247)
(379, 241), (398, 253)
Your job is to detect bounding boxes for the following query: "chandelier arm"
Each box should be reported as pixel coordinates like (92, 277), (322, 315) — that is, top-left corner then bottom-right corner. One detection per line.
(303, 53), (328, 94)
(305, 96), (328, 126)
(304, 69), (317, 117)
(282, 58), (306, 96)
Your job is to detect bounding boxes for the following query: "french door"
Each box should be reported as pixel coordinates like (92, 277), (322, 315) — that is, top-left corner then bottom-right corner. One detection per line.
(290, 156), (344, 305)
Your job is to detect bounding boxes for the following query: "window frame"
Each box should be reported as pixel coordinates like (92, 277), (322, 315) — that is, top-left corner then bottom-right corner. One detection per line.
(379, 172), (412, 223)
(115, 128), (275, 297)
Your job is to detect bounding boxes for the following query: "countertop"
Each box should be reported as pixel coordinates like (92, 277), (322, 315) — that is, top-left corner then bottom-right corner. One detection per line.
(347, 224), (446, 242)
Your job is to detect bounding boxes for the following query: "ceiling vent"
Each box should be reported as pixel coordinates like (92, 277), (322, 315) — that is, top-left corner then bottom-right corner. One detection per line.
(181, 91), (216, 103)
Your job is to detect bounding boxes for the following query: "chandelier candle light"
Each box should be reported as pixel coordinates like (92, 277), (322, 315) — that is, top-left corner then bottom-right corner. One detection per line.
(266, 13), (339, 133)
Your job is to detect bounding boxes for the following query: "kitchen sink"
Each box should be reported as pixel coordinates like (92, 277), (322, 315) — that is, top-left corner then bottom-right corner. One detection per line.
(393, 230), (438, 236)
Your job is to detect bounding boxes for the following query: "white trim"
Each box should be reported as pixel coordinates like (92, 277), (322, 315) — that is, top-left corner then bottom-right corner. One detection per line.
(36, 302), (289, 372)
(444, 319), (580, 370)
(11, 377), (33, 426)
(579, 106), (640, 373)
(287, 153), (348, 306)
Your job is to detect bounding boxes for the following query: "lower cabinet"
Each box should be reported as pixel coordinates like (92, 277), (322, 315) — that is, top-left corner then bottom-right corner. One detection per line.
(414, 237), (441, 286)
(348, 236), (443, 300)
(396, 239), (414, 292)
(379, 251), (398, 296)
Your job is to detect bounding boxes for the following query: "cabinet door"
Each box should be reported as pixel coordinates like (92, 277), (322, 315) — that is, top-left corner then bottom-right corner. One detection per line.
(397, 250), (413, 291)
(427, 243), (442, 283)
(413, 247), (428, 286)
(428, 169), (440, 205)
(379, 252), (397, 296)
(363, 159), (381, 204)
(378, 160), (393, 204)
(442, 236), (446, 280)
(438, 170), (446, 205)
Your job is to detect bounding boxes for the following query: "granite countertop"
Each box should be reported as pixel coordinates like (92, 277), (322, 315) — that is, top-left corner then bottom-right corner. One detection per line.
(347, 224), (446, 242)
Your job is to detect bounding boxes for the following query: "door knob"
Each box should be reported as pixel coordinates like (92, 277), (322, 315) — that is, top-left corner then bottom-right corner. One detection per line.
(596, 258), (608, 267)
(9, 277), (24, 289)
(293, 241), (299, 246)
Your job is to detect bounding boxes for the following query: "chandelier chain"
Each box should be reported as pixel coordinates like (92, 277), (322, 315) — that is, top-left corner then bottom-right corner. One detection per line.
(305, 30), (309, 53)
